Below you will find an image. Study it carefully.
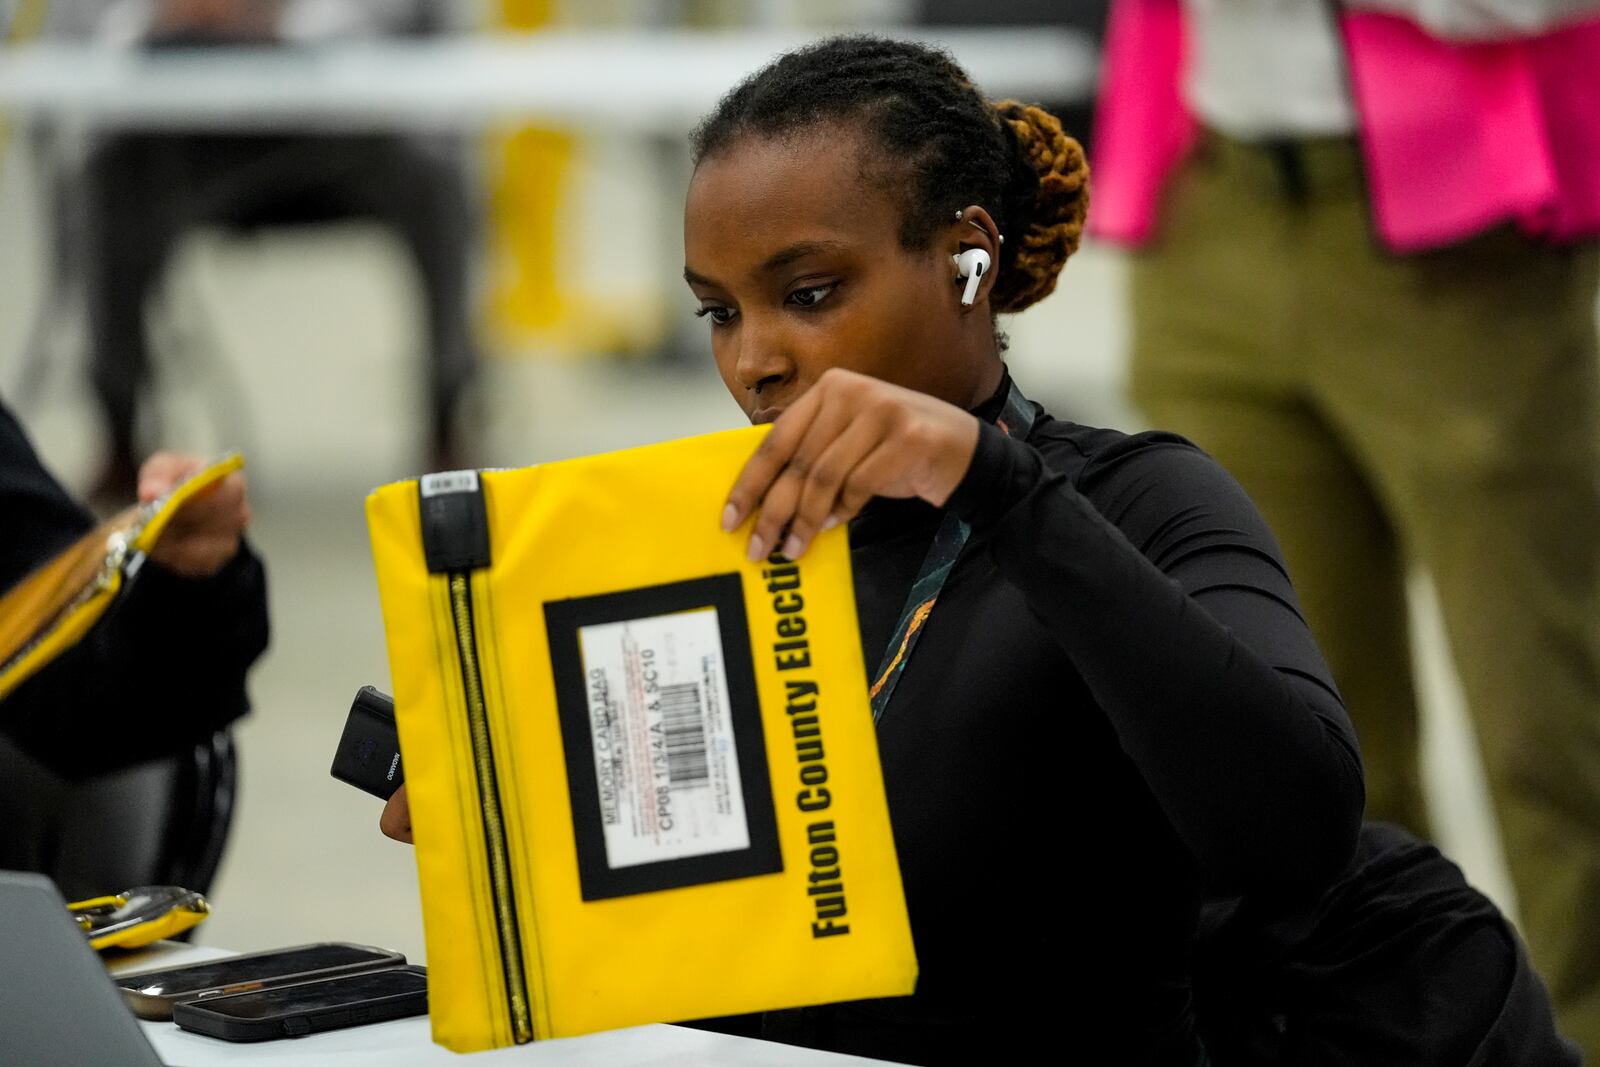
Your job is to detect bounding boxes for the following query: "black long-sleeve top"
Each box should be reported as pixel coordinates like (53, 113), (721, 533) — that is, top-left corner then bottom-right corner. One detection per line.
(797, 372), (1365, 1065)
(0, 402), (269, 778)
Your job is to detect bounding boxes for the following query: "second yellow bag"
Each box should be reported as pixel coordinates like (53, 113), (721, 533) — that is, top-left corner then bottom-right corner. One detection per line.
(366, 427), (916, 1051)
(0, 454), (244, 703)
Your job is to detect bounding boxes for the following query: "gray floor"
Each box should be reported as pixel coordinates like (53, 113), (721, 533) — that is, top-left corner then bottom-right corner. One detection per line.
(0, 150), (1516, 964)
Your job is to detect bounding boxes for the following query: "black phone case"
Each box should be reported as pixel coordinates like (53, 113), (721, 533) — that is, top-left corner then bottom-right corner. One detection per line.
(115, 942), (406, 1020)
(172, 965), (427, 1042)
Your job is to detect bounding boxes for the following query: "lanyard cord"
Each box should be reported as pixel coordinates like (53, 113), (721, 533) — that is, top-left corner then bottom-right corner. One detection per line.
(868, 379), (1036, 724)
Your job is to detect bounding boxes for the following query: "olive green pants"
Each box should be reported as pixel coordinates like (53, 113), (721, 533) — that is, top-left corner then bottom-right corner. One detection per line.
(1128, 132), (1600, 1055)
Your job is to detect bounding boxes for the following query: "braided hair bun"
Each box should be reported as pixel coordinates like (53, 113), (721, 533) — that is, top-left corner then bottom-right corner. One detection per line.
(989, 101), (1090, 314)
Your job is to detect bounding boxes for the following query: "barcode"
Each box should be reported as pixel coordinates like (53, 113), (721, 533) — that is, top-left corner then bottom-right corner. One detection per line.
(659, 682), (709, 787)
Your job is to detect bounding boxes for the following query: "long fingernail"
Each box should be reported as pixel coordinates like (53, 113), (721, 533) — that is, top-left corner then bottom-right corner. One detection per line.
(782, 534), (804, 560)
(721, 503), (739, 532)
(747, 534), (765, 562)
(820, 515), (840, 532)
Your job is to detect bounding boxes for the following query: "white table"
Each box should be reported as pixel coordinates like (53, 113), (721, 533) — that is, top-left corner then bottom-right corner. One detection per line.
(0, 29), (1096, 133)
(108, 943), (904, 1067)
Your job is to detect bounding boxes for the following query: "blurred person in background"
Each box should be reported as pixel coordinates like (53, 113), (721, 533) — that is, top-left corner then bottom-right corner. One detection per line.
(1093, 0), (1600, 1052)
(43, 0), (481, 501)
(0, 397), (268, 879)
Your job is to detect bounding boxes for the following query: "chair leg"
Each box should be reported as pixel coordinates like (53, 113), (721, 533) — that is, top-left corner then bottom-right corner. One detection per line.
(160, 730), (238, 898)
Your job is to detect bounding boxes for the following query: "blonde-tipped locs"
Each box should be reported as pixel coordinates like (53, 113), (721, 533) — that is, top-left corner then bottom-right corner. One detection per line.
(990, 102), (1090, 314)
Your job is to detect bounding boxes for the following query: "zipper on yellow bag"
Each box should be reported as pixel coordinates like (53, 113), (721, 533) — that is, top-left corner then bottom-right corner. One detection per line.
(416, 470), (535, 1046)
(447, 571), (534, 1045)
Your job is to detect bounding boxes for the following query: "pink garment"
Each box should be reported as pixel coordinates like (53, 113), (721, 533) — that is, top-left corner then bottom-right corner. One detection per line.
(1088, 0), (1600, 251)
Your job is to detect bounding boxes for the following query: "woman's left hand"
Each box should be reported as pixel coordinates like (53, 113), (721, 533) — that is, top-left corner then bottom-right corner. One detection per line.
(140, 452), (251, 579)
(722, 368), (980, 562)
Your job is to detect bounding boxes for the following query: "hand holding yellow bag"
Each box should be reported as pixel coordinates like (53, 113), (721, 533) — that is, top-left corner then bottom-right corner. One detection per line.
(366, 427), (916, 1051)
(0, 454), (245, 703)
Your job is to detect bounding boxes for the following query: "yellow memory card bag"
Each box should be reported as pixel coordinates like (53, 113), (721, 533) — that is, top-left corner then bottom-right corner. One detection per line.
(0, 455), (245, 703)
(365, 427), (917, 1052)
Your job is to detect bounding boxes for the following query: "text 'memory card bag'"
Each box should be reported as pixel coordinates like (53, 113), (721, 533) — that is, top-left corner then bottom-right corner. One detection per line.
(365, 427), (915, 1051)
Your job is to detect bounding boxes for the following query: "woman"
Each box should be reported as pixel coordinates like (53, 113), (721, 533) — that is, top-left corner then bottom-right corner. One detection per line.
(684, 31), (1590, 1062)
(684, 33), (1580, 1063)
(382, 35), (1579, 1065)
(686, 35), (1360, 1066)
(391, 34), (1362, 1065)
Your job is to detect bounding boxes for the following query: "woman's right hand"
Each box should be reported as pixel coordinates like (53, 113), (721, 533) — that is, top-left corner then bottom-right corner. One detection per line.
(380, 784), (413, 844)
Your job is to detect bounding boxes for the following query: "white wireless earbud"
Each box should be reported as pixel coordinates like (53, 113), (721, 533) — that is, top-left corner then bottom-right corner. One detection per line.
(953, 248), (991, 307)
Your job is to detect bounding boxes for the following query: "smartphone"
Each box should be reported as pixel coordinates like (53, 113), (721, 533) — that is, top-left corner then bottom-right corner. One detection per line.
(172, 965), (427, 1042)
(115, 942), (406, 1020)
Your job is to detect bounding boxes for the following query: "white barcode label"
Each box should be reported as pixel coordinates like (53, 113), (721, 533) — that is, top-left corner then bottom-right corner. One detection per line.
(420, 470), (479, 497)
(578, 607), (750, 869)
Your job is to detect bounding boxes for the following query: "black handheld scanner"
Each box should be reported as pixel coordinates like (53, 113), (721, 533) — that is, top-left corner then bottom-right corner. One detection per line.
(330, 686), (404, 800)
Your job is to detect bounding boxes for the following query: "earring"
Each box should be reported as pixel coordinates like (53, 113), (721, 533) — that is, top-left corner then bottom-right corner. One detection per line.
(956, 209), (1003, 244)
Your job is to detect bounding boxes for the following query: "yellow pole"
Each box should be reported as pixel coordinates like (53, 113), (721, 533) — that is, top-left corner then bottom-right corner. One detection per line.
(485, 0), (578, 350)
(0, 0), (53, 179)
